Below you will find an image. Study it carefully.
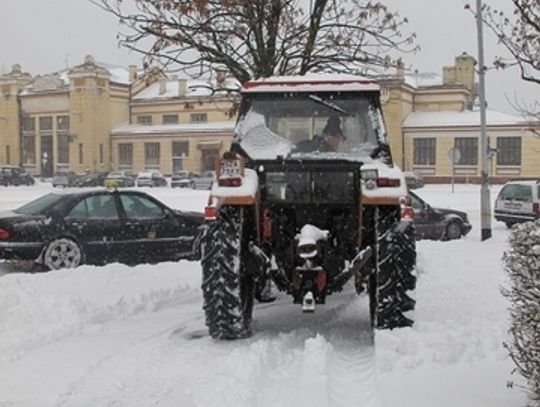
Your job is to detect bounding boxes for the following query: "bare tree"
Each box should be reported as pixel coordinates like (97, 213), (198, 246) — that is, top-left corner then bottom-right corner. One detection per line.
(466, 1), (539, 125)
(468, 0), (539, 85)
(90, 0), (418, 84)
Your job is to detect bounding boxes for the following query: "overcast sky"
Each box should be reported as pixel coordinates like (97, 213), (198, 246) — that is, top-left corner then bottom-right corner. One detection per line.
(1, 0), (536, 114)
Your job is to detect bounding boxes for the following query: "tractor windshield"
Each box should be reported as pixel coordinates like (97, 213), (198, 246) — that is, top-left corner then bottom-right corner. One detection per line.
(235, 92), (386, 161)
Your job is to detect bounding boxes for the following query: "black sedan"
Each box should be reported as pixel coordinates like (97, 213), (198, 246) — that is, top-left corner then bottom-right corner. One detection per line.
(410, 191), (472, 240)
(0, 166), (35, 186)
(75, 172), (109, 187)
(0, 189), (203, 270)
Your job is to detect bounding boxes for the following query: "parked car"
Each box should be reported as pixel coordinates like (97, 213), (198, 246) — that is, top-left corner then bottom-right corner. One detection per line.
(75, 172), (109, 187)
(104, 171), (136, 188)
(410, 191), (472, 240)
(136, 170), (168, 187)
(194, 170), (216, 190)
(0, 166), (35, 186)
(494, 179), (540, 228)
(0, 189), (204, 270)
(171, 171), (198, 189)
(404, 171), (424, 190)
(52, 171), (78, 188)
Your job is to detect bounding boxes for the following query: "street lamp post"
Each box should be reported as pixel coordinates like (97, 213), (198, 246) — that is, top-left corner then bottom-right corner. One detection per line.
(476, 0), (492, 241)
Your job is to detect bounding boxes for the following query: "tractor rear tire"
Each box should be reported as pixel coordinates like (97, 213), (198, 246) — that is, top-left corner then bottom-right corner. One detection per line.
(370, 206), (417, 329)
(201, 206), (255, 339)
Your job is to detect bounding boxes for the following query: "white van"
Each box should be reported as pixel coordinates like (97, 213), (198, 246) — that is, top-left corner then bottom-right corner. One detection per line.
(494, 180), (540, 228)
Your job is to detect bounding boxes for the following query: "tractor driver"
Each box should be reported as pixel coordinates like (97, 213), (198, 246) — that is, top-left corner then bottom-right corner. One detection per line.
(296, 115), (344, 153)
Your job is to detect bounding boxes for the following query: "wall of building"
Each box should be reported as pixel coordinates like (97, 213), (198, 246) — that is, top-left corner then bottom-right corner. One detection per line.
(381, 86), (414, 169)
(110, 133), (232, 175)
(0, 82), (24, 165)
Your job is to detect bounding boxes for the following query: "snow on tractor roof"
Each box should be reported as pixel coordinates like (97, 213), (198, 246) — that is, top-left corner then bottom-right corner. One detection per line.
(242, 73), (380, 93)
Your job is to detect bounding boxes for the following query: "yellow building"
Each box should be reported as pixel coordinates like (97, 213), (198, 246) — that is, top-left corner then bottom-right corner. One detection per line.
(111, 77), (236, 175)
(1, 53), (538, 182)
(0, 55), (236, 177)
(381, 53), (539, 183)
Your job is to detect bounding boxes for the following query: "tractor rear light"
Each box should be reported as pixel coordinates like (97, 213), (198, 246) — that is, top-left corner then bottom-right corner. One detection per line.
(262, 208), (272, 240)
(218, 177), (242, 187)
(533, 203), (539, 214)
(376, 178), (401, 187)
(204, 206), (217, 220)
(0, 228), (10, 240)
(401, 207), (415, 220)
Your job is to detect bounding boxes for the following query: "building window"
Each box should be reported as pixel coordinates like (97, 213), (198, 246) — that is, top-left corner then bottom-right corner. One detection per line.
(145, 142), (160, 167)
(57, 134), (69, 164)
(172, 141), (189, 157)
(413, 138), (436, 165)
(21, 116), (35, 132)
(99, 144), (104, 165)
(5, 145), (10, 164)
(497, 137), (521, 165)
(118, 143), (133, 166)
(39, 116), (53, 131)
(57, 115), (69, 131)
(137, 115), (153, 125)
(454, 137), (478, 165)
(190, 113), (207, 123)
(22, 135), (36, 165)
(163, 114), (178, 124)
(78, 143), (84, 165)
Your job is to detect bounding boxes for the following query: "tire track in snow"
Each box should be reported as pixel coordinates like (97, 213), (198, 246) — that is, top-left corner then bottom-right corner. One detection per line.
(52, 294), (205, 407)
(248, 289), (383, 407)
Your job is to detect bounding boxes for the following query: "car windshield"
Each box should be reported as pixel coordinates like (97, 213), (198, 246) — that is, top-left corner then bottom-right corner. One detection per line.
(235, 93), (384, 161)
(499, 184), (533, 202)
(14, 193), (64, 215)
(175, 172), (189, 179)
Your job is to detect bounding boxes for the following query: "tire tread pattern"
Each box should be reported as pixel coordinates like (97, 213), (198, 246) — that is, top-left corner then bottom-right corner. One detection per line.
(201, 206), (254, 339)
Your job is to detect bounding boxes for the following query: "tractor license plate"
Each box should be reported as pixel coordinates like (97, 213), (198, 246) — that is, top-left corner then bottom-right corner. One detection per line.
(220, 159), (242, 177)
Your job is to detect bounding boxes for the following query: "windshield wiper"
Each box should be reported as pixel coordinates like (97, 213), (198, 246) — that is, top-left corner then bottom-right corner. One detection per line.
(308, 95), (350, 115)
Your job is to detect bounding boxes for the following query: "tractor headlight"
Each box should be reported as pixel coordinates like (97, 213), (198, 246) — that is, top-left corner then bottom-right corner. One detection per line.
(361, 169), (379, 180)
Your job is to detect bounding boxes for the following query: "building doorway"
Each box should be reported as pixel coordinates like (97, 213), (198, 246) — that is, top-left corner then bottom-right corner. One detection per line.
(172, 158), (183, 173)
(40, 135), (53, 177)
(201, 149), (219, 171)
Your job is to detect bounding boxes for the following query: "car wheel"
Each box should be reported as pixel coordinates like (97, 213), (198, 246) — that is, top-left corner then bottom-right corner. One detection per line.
(505, 222), (515, 229)
(190, 182), (196, 189)
(43, 238), (83, 270)
(445, 221), (462, 240)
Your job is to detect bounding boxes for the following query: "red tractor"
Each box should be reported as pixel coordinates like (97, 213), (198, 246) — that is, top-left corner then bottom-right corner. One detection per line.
(201, 75), (416, 339)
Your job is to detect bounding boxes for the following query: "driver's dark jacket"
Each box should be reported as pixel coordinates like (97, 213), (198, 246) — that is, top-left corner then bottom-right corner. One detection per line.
(295, 136), (334, 153)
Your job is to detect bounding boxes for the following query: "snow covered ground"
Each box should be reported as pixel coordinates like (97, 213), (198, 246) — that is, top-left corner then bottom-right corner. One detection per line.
(0, 182), (529, 406)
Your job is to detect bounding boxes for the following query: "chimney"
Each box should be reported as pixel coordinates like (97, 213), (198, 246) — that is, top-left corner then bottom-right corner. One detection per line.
(396, 59), (405, 80)
(129, 65), (137, 82)
(178, 79), (188, 97)
(159, 79), (167, 95)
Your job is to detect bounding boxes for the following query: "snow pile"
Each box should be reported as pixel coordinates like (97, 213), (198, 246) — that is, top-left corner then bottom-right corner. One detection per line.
(0, 261), (201, 364)
(503, 220), (540, 403)
(0, 183), (530, 406)
(376, 237), (511, 372)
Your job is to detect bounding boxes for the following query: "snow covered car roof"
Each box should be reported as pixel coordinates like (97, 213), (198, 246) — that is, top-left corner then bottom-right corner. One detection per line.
(241, 74), (380, 93)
